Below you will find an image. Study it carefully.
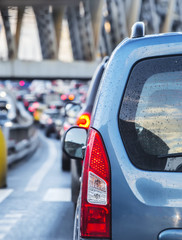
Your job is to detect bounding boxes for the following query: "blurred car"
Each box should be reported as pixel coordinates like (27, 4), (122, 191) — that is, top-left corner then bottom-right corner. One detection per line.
(0, 127), (7, 188)
(23, 94), (36, 110)
(60, 102), (82, 137)
(0, 90), (17, 122)
(0, 112), (13, 127)
(42, 109), (63, 138)
(28, 102), (47, 122)
(61, 56), (109, 205)
(60, 93), (76, 102)
(61, 102), (82, 171)
(63, 23), (182, 239)
(48, 101), (64, 110)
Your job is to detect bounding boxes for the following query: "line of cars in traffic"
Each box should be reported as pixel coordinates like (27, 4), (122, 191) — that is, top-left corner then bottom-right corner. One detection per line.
(2, 21), (182, 239)
(16, 80), (89, 140)
(62, 22), (182, 240)
(0, 79), (89, 189)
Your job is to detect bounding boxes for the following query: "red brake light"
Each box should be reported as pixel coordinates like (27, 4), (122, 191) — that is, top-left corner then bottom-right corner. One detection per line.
(63, 123), (71, 131)
(28, 106), (34, 112)
(50, 105), (56, 109)
(32, 102), (39, 109)
(76, 113), (90, 129)
(24, 100), (29, 107)
(19, 80), (25, 86)
(81, 128), (111, 238)
(61, 94), (67, 101)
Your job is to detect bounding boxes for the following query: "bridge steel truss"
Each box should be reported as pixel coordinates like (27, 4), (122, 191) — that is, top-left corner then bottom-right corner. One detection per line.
(0, 0), (182, 79)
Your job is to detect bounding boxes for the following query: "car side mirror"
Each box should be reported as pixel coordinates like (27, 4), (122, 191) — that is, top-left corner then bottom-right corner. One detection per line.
(63, 126), (87, 160)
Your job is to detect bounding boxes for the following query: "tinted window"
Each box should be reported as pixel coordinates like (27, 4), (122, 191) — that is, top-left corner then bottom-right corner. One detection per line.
(119, 56), (182, 171)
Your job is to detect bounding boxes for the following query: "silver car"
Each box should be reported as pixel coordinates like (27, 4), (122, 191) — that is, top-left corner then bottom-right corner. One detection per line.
(63, 22), (182, 240)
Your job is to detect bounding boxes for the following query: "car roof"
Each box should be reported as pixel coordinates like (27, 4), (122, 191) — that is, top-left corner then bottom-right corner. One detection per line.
(44, 108), (59, 114)
(91, 32), (182, 132)
(110, 32), (182, 67)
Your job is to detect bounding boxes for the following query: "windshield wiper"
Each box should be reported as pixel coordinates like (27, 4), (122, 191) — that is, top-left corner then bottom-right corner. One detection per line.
(158, 152), (182, 159)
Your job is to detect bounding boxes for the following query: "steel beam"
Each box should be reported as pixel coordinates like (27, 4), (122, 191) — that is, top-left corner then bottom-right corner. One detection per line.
(52, 7), (64, 50)
(15, 7), (25, 54)
(126, 0), (142, 36)
(89, 0), (104, 52)
(0, 60), (99, 80)
(1, 8), (16, 59)
(162, 0), (176, 33)
(0, 0), (80, 7)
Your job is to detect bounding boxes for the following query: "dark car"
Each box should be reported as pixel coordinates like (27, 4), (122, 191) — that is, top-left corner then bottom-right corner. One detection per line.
(62, 56), (109, 204)
(23, 94), (36, 110)
(63, 22), (182, 240)
(0, 112), (10, 126)
(43, 109), (63, 138)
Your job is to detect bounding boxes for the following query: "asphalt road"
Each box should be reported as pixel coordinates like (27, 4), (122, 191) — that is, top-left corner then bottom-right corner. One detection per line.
(0, 131), (74, 240)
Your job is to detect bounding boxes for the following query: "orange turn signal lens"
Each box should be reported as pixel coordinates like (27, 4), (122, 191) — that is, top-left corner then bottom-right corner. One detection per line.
(68, 94), (75, 101)
(76, 113), (91, 129)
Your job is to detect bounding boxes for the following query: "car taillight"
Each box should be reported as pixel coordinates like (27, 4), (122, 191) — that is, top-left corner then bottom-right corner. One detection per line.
(61, 94), (67, 101)
(76, 113), (90, 129)
(68, 94), (75, 101)
(24, 100), (29, 107)
(81, 128), (111, 238)
(28, 106), (34, 112)
(63, 123), (71, 131)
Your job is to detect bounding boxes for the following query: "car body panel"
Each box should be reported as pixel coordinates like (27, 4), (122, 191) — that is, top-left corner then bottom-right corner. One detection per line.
(64, 57), (109, 203)
(89, 33), (182, 239)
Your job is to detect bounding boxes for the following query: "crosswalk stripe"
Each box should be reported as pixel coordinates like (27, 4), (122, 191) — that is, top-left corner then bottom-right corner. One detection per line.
(0, 189), (13, 203)
(0, 226), (12, 231)
(43, 188), (71, 202)
(0, 212), (24, 240)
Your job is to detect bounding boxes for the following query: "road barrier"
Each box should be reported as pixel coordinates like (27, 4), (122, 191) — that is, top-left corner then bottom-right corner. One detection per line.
(1, 102), (39, 166)
(7, 124), (38, 165)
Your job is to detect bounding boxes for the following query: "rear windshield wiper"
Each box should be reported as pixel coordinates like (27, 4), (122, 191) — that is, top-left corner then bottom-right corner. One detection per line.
(158, 152), (182, 159)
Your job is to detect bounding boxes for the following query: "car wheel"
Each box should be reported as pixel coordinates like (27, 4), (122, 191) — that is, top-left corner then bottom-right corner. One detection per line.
(56, 133), (60, 140)
(45, 130), (50, 137)
(62, 151), (71, 171)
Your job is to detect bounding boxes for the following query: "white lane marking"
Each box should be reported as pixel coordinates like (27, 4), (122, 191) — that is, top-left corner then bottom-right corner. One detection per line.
(0, 219), (18, 224)
(0, 189), (13, 203)
(0, 226), (12, 231)
(4, 214), (23, 219)
(25, 138), (57, 192)
(43, 188), (71, 202)
(0, 212), (23, 239)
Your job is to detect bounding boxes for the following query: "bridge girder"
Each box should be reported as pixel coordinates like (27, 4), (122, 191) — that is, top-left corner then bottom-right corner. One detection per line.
(0, 0), (182, 72)
(0, 0), (80, 7)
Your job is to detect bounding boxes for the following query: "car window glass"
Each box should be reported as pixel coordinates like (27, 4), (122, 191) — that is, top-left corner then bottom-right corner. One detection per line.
(119, 56), (182, 171)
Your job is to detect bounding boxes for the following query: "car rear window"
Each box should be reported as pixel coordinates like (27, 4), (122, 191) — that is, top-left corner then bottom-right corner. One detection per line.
(119, 55), (182, 171)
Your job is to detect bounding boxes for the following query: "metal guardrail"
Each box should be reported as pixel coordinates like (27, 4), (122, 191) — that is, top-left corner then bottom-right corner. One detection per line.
(6, 122), (38, 165)
(7, 131), (39, 165)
